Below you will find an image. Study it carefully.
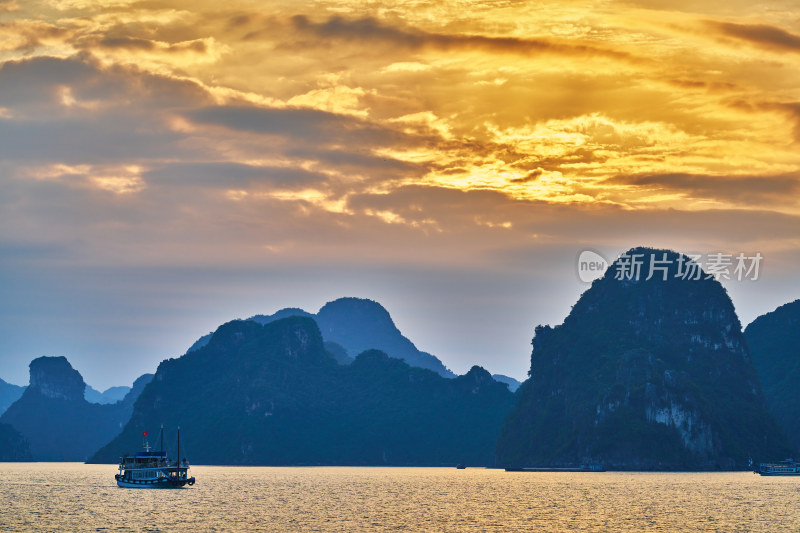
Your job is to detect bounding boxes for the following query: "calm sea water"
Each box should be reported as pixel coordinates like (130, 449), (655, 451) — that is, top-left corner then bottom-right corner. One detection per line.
(1, 463), (799, 532)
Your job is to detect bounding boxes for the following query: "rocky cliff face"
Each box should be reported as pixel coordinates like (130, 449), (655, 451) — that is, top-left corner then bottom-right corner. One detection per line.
(29, 356), (85, 400)
(745, 299), (800, 449)
(496, 247), (789, 470)
(92, 316), (514, 466)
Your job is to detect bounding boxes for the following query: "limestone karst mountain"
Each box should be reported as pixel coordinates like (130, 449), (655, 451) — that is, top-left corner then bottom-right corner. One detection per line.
(92, 316), (514, 465)
(496, 247), (789, 470)
(0, 357), (152, 461)
(189, 297), (455, 377)
(745, 299), (800, 450)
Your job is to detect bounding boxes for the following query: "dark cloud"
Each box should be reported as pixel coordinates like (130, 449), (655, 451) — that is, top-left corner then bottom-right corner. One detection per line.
(145, 162), (329, 189)
(0, 56), (429, 201)
(0, 117), (186, 163)
(724, 99), (800, 142)
(185, 105), (415, 147)
(0, 55), (220, 165)
(0, 20), (70, 52)
(289, 15), (636, 62)
(98, 36), (156, 51)
(707, 20), (800, 53)
(346, 184), (800, 248)
(606, 172), (800, 204)
(509, 168), (543, 184)
(667, 78), (738, 92)
(87, 35), (207, 54)
(227, 14), (255, 28)
(0, 55), (96, 109)
(0, 55), (212, 115)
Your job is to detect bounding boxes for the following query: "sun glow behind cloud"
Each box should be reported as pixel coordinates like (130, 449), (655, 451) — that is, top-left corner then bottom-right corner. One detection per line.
(3, 1), (798, 214)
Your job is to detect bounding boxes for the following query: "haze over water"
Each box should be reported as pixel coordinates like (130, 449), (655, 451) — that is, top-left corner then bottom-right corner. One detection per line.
(1, 464), (798, 532)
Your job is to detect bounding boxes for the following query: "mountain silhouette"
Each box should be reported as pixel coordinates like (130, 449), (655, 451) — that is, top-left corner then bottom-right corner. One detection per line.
(0, 377), (25, 416)
(0, 422), (32, 461)
(745, 299), (800, 449)
(496, 247), (789, 470)
(0, 357), (152, 461)
(188, 297), (455, 378)
(92, 316), (514, 465)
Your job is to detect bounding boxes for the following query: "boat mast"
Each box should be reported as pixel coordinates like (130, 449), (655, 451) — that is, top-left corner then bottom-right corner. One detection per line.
(160, 425), (164, 457)
(177, 426), (181, 467)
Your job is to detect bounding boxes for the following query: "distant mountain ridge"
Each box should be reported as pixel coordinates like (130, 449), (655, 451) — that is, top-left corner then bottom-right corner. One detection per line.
(85, 385), (131, 404)
(745, 299), (800, 449)
(491, 374), (521, 392)
(2, 376), (137, 414)
(92, 316), (515, 466)
(0, 377), (25, 416)
(0, 357), (152, 461)
(314, 298), (454, 377)
(496, 247), (789, 470)
(188, 297), (456, 378)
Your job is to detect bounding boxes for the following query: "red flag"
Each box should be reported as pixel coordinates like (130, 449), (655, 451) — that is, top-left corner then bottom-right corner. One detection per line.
(143, 431), (147, 437)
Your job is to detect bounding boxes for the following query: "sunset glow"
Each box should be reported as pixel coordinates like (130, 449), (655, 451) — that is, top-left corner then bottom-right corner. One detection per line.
(1, 0), (798, 387)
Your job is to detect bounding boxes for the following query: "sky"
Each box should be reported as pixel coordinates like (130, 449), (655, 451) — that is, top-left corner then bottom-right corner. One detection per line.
(1, 0), (799, 389)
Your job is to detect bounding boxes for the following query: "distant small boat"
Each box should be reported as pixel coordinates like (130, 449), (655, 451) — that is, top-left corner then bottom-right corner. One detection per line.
(755, 459), (800, 476)
(456, 463), (466, 469)
(115, 426), (195, 488)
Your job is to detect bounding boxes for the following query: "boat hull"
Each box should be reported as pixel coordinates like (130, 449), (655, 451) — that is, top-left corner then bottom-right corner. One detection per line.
(116, 475), (195, 488)
(114, 474), (194, 489)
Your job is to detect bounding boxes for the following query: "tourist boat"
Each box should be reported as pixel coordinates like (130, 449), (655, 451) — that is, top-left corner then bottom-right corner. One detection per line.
(755, 459), (800, 476)
(115, 426), (195, 488)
